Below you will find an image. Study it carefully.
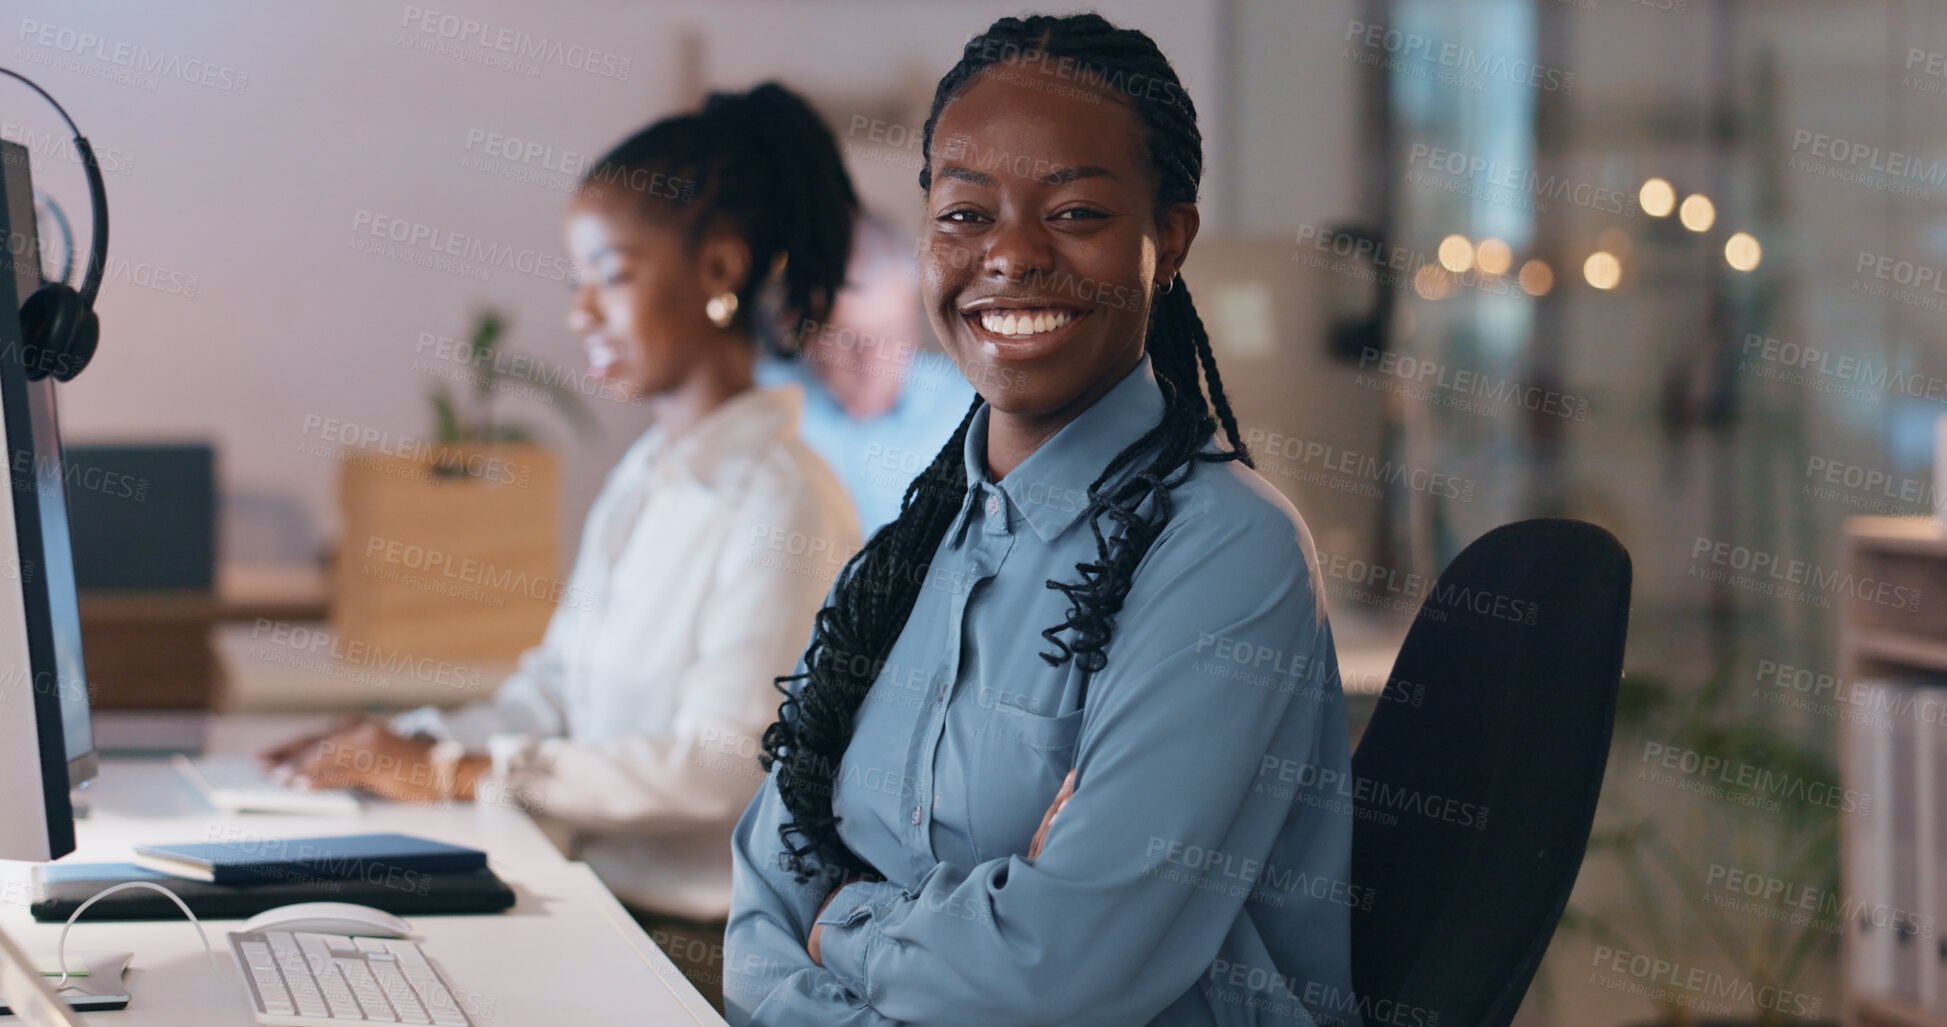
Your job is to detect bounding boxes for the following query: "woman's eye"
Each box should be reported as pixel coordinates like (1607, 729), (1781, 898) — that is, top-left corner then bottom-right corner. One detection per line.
(937, 209), (988, 224)
(1054, 207), (1109, 221)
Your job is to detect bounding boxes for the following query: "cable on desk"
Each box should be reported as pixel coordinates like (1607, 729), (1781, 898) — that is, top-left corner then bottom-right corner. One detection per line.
(52, 881), (244, 993)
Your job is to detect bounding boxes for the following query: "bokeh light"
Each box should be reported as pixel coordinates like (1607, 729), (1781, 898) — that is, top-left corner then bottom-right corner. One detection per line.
(1679, 193), (1716, 232)
(1475, 238), (1512, 276)
(1583, 252), (1621, 290)
(1413, 264), (1451, 300)
(1725, 232), (1762, 272)
(1519, 259), (1553, 296)
(1640, 178), (1676, 217)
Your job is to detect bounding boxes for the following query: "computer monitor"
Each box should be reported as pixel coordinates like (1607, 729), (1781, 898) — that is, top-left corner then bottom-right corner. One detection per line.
(0, 137), (96, 861)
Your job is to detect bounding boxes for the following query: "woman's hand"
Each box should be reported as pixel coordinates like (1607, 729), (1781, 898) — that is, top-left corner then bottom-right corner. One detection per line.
(1027, 768), (1076, 861)
(258, 714), (367, 777)
(802, 767), (1073, 967)
(802, 766), (1075, 966)
(279, 720), (485, 804)
(806, 875), (871, 965)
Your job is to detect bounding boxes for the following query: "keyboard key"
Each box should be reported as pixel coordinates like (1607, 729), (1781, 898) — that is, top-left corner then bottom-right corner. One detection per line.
(373, 961), (429, 1020)
(339, 958), (398, 1022)
(298, 935), (336, 976)
(230, 929), (467, 1025)
(315, 961), (361, 1019)
(415, 978), (469, 1026)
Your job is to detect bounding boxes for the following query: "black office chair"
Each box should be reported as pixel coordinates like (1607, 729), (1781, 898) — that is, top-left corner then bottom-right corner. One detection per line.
(1348, 518), (1631, 1027)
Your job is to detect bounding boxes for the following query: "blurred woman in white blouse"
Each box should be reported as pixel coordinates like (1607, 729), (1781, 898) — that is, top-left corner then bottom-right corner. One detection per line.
(262, 83), (861, 1002)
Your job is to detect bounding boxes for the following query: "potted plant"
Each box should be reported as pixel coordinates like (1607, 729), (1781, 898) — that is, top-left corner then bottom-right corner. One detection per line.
(333, 308), (598, 664)
(1553, 668), (1841, 1027)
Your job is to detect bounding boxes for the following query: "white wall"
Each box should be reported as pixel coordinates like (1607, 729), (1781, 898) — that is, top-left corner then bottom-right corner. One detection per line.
(4, 0), (1355, 567)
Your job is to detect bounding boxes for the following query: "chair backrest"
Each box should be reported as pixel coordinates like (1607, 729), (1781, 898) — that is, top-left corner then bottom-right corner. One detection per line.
(1348, 518), (1630, 1027)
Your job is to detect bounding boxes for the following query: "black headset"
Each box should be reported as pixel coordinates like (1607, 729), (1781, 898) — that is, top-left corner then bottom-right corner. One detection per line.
(1, 68), (108, 382)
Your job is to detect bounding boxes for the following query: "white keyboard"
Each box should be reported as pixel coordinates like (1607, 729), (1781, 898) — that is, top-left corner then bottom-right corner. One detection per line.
(229, 931), (471, 1026)
(177, 754), (361, 816)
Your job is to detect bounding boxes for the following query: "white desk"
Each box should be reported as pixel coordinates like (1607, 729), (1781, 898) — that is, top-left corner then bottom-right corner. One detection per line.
(0, 715), (727, 1026)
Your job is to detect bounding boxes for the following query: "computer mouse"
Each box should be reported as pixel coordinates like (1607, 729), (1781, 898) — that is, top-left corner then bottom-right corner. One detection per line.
(239, 902), (412, 938)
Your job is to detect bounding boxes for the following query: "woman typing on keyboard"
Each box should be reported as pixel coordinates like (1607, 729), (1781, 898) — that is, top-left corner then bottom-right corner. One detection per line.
(724, 14), (1356, 1027)
(261, 83), (863, 1009)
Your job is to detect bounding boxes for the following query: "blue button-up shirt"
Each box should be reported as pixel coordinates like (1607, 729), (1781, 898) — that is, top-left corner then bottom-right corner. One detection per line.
(726, 355), (1357, 1026)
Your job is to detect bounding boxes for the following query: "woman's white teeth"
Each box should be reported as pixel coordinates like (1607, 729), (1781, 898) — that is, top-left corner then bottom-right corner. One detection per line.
(978, 308), (1075, 337)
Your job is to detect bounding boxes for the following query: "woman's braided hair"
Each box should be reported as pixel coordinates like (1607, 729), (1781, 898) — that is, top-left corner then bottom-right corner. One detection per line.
(581, 81), (856, 342)
(759, 12), (1253, 882)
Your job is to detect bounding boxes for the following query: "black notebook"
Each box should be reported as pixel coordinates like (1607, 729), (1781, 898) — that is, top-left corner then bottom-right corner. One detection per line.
(31, 863), (516, 922)
(131, 832), (485, 884)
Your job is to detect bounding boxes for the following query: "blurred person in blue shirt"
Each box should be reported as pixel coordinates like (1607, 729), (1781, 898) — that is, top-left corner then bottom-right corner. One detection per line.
(758, 212), (976, 536)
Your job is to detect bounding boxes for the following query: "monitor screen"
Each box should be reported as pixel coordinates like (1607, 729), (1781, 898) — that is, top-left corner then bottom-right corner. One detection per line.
(29, 378), (91, 780)
(1, 138), (93, 788)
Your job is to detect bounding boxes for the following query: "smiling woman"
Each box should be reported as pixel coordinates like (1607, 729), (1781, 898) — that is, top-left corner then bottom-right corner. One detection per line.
(725, 13), (1356, 1027)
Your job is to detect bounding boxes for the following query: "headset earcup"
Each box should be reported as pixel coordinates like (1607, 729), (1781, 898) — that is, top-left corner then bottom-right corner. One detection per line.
(18, 285), (70, 381)
(16, 285), (93, 381)
(58, 307), (98, 382)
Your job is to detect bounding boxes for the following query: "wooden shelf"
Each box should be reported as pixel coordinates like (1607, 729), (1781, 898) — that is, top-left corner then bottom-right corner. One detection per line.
(78, 564), (332, 709)
(1855, 993), (1947, 1027)
(1847, 516), (1947, 558)
(1855, 631), (1947, 676)
(77, 564), (330, 624)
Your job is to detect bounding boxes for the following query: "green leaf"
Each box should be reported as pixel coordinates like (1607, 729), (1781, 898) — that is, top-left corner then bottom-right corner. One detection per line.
(421, 305), (594, 446)
(429, 385), (463, 445)
(471, 308), (506, 368)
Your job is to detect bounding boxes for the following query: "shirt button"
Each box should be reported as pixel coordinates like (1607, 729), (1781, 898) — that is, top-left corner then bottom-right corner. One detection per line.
(938, 682), (949, 702)
(985, 494), (1001, 518)
(910, 805), (923, 825)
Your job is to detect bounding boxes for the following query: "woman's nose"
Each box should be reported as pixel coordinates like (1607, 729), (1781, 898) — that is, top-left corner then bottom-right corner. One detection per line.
(983, 218), (1056, 284)
(568, 289), (600, 333)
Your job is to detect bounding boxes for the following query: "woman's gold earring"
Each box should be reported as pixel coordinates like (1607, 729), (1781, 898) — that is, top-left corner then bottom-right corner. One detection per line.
(705, 291), (739, 329)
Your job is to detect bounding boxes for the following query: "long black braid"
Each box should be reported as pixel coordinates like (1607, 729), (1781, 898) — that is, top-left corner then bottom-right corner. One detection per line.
(760, 13), (1254, 882)
(581, 81), (856, 337)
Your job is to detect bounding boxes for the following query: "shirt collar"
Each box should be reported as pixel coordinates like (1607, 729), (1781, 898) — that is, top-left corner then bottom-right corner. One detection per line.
(961, 354), (1167, 543)
(646, 384), (803, 494)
